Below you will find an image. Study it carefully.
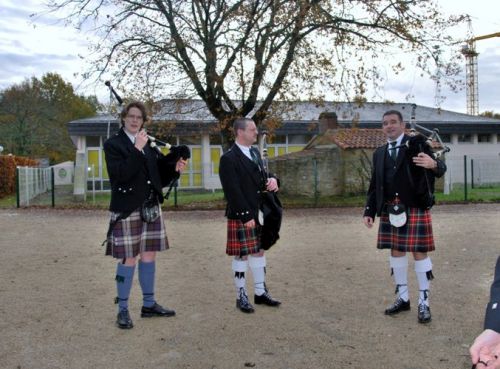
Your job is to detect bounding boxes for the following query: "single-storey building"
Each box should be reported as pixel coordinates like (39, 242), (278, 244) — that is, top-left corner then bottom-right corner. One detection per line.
(67, 100), (500, 197)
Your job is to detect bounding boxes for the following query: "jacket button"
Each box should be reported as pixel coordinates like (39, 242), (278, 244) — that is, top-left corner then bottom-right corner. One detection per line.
(147, 180), (151, 184)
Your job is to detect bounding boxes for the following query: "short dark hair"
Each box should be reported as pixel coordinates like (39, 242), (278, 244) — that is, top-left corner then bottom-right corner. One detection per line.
(233, 117), (253, 136)
(382, 110), (403, 122)
(120, 101), (148, 127)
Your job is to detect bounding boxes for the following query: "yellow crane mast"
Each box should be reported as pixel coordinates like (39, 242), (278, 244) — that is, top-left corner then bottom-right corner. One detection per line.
(461, 31), (500, 115)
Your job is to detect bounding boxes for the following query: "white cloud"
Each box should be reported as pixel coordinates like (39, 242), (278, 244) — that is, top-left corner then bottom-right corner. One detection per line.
(0, 0), (94, 93)
(0, 0), (499, 113)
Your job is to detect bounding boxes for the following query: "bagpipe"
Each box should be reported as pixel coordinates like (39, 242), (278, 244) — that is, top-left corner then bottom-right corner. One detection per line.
(147, 134), (191, 162)
(390, 104), (450, 209)
(258, 131), (283, 250)
(391, 104), (451, 159)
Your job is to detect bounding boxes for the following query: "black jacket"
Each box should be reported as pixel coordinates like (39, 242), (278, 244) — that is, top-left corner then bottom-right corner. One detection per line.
(485, 256), (500, 333)
(364, 134), (447, 218)
(219, 144), (275, 223)
(103, 128), (179, 213)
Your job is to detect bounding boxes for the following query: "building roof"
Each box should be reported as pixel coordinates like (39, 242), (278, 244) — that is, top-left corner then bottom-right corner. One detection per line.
(68, 100), (500, 137)
(306, 128), (387, 149)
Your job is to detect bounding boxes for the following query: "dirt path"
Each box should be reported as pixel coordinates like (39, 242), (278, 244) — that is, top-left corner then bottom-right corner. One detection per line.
(0, 204), (498, 369)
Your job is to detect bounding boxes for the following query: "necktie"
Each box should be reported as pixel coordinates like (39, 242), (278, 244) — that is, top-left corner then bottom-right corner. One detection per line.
(389, 141), (397, 161)
(250, 149), (260, 164)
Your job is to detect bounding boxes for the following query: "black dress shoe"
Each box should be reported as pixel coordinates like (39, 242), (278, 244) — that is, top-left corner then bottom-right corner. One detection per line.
(141, 302), (176, 318)
(384, 298), (410, 315)
(417, 304), (431, 323)
(236, 288), (255, 313)
(116, 309), (133, 329)
(254, 291), (281, 307)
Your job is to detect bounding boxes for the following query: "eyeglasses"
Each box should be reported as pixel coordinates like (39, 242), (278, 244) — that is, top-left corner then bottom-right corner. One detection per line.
(126, 114), (143, 121)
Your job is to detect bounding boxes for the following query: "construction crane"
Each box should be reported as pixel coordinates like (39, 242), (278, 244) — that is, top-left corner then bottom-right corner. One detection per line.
(461, 31), (500, 115)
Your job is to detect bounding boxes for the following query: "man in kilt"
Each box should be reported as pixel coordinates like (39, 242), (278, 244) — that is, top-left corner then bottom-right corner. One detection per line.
(219, 117), (281, 313)
(363, 110), (446, 324)
(103, 101), (188, 329)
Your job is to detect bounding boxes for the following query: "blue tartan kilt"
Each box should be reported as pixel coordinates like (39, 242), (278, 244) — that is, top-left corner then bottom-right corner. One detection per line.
(226, 219), (261, 257)
(377, 207), (435, 253)
(105, 209), (169, 259)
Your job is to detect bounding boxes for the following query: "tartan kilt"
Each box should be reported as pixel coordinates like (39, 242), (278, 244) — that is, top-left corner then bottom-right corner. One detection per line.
(105, 209), (169, 259)
(377, 207), (435, 253)
(226, 219), (261, 256)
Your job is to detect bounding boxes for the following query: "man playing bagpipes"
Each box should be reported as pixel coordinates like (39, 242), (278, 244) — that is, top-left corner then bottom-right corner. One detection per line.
(363, 109), (447, 324)
(103, 101), (189, 329)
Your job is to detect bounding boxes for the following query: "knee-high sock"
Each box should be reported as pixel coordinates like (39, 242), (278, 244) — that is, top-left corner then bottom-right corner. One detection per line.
(232, 258), (248, 298)
(138, 260), (156, 308)
(249, 255), (266, 296)
(389, 255), (409, 302)
(116, 263), (135, 312)
(415, 257), (433, 306)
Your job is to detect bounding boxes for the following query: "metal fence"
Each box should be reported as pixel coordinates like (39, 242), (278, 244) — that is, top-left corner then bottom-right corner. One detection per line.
(16, 166), (54, 207)
(444, 156), (500, 192)
(12, 155), (500, 207)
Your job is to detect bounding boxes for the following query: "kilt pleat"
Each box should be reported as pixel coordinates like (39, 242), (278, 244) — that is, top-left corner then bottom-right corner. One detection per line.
(377, 207), (435, 253)
(226, 219), (261, 256)
(105, 209), (169, 259)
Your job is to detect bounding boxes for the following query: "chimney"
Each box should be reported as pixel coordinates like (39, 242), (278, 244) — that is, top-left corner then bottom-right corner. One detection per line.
(318, 112), (338, 134)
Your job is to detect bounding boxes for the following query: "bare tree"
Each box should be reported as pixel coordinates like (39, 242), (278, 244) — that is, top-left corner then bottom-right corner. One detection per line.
(47, 0), (466, 148)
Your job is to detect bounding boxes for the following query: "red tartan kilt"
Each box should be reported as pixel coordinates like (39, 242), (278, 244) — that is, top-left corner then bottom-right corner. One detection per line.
(377, 207), (435, 253)
(226, 219), (261, 256)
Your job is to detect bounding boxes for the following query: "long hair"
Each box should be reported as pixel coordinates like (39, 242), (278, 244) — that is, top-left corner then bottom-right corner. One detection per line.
(119, 101), (149, 127)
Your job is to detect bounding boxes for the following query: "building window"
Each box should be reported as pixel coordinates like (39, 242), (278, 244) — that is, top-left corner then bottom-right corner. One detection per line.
(270, 135), (286, 144)
(209, 134), (223, 145)
(179, 136), (200, 145)
(87, 136), (100, 147)
(478, 134), (492, 143)
(458, 134), (472, 143)
(288, 134), (313, 144)
(210, 147), (222, 175)
(439, 134), (451, 143)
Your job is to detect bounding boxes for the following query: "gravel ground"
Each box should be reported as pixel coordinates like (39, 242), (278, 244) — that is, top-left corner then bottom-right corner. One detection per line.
(0, 204), (498, 369)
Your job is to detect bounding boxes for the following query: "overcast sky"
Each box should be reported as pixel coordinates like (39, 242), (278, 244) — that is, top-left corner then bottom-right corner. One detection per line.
(0, 0), (499, 114)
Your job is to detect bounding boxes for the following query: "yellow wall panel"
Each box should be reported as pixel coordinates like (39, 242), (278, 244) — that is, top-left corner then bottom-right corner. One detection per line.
(87, 150), (100, 178)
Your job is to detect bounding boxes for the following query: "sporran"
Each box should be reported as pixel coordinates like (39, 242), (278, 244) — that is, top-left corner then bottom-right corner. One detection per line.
(388, 203), (407, 228)
(140, 194), (160, 223)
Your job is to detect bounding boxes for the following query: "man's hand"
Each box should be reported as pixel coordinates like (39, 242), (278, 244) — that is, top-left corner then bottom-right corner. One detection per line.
(363, 216), (374, 228)
(266, 177), (279, 192)
(244, 219), (256, 228)
(412, 152), (437, 170)
(175, 158), (188, 173)
(470, 329), (500, 368)
(134, 129), (148, 151)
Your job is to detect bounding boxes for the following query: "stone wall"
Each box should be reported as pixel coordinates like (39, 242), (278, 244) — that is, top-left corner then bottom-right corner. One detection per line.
(269, 146), (444, 198)
(268, 146), (373, 197)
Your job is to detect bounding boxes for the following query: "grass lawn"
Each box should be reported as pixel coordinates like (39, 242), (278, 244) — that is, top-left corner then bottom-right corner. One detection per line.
(2, 185), (500, 210)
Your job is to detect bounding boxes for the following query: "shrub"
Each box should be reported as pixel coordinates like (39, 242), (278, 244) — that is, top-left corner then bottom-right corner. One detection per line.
(0, 155), (38, 198)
